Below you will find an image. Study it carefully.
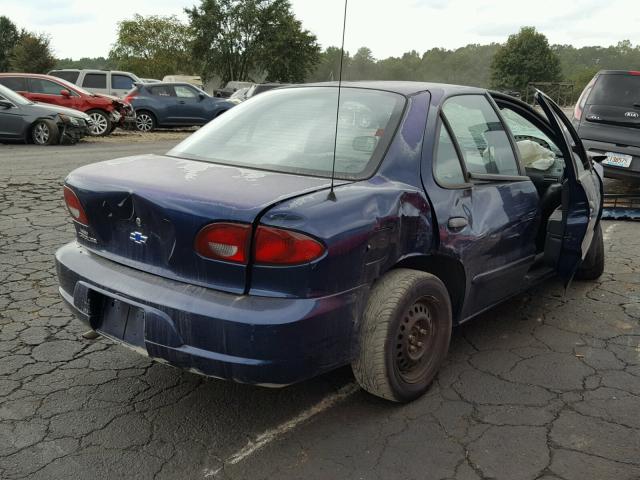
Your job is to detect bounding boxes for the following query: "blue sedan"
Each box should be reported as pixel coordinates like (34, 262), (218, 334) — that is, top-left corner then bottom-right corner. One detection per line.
(56, 82), (604, 402)
(125, 82), (234, 131)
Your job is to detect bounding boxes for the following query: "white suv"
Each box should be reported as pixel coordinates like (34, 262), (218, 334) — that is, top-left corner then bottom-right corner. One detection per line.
(48, 69), (141, 98)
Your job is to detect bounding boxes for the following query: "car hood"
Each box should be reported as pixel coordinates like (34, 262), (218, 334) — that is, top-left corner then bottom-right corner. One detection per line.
(32, 102), (90, 119)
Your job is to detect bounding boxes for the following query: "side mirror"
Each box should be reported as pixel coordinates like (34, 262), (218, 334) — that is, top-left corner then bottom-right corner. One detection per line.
(60, 89), (71, 97)
(198, 92), (206, 101)
(0, 99), (13, 109)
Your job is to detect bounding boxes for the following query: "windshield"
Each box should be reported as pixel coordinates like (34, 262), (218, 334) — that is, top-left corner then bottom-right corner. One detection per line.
(589, 74), (640, 107)
(168, 87), (406, 179)
(0, 84), (32, 105)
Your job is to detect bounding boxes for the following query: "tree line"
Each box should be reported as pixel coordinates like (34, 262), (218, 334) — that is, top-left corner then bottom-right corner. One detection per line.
(1, 1), (639, 101)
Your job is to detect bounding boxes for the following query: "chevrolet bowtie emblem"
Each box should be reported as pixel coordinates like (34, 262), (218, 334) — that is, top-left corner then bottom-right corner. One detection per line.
(129, 231), (148, 245)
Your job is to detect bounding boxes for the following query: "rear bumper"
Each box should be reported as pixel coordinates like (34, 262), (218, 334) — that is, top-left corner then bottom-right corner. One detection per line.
(582, 139), (640, 182)
(55, 242), (365, 386)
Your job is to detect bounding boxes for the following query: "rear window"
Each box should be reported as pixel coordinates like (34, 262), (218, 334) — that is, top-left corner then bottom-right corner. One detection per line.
(589, 74), (640, 107)
(50, 70), (79, 84)
(168, 87), (406, 180)
(0, 77), (27, 91)
(82, 73), (107, 89)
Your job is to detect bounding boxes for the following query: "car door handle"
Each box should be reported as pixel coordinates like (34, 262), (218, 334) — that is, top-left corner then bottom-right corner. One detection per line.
(448, 217), (468, 230)
(178, 100), (186, 104)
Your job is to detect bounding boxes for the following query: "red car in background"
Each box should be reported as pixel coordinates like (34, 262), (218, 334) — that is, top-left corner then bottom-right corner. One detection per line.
(0, 73), (135, 136)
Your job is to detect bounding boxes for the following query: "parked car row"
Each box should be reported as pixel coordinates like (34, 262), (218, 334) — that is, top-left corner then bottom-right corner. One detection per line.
(0, 73), (135, 136)
(0, 69), (249, 142)
(0, 84), (92, 145)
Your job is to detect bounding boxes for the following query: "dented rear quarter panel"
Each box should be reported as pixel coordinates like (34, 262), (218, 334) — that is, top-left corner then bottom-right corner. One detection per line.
(253, 92), (435, 299)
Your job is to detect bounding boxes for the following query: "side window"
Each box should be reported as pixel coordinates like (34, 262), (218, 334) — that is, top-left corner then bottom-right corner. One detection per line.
(30, 78), (65, 95)
(51, 71), (80, 83)
(174, 85), (197, 98)
(150, 86), (175, 97)
(112, 74), (135, 90)
(82, 73), (107, 89)
(443, 95), (520, 177)
(0, 77), (27, 91)
(434, 123), (466, 187)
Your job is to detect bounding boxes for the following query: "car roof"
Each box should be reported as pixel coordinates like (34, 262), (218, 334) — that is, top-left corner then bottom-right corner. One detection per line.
(141, 82), (202, 88)
(0, 72), (60, 79)
(596, 70), (640, 76)
(288, 81), (486, 96)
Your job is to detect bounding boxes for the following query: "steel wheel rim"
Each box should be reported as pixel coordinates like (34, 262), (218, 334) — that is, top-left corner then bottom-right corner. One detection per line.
(136, 114), (153, 132)
(394, 296), (438, 384)
(89, 113), (108, 135)
(33, 123), (49, 144)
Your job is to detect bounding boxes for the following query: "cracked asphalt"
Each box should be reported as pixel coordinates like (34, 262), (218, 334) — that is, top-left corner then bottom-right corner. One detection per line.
(1, 140), (639, 480)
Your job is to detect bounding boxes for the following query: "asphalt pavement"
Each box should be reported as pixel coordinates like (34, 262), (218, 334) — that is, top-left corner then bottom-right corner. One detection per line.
(1, 139), (639, 480)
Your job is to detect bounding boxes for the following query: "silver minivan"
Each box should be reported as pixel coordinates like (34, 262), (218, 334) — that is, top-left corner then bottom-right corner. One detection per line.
(48, 69), (141, 98)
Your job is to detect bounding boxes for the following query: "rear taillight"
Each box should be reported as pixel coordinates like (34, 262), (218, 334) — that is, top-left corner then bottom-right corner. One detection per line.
(194, 223), (251, 264)
(574, 76), (597, 122)
(630, 71), (640, 76)
(63, 186), (88, 226)
(254, 226), (325, 265)
(124, 91), (138, 104)
(194, 223), (325, 266)
(573, 104), (582, 122)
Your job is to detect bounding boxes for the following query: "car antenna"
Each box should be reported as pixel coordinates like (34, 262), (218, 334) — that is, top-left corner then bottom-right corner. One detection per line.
(327, 0), (348, 202)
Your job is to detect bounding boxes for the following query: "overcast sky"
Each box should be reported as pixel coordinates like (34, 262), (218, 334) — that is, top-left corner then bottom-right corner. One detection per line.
(1, 0), (638, 60)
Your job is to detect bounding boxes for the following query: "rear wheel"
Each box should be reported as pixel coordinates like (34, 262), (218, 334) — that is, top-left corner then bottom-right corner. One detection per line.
(575, 223), (605, 280)
(352, 269), (452, 402)
(135, 111), (156, 132)
(31, 119), (59, 145)
(87, 110), (111, 136)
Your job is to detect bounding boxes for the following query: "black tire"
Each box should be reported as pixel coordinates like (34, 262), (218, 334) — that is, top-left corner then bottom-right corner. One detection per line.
(352, 269), (452, 402)
(575, 223), (605, 280)
(86, 110), (112, 136)
(135, 111), (156, 132)
(31, 119), (59, 145)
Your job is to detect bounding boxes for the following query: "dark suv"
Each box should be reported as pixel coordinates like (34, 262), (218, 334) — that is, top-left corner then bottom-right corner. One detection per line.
(573, 70), (640, 181)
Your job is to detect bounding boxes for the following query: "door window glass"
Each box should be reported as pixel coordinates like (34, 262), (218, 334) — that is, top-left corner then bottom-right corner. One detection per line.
(443, 95), (520, 176)
(434, 123), (466, 186)
(50, 71), (80, 83)
(112, 74), (135, 90)
(0, 77), (27, 91)
(30, 78), (65, 95)
(150, 86), (175, 97)
(82, 73), (107, 89)
(175, 85), (197, 98)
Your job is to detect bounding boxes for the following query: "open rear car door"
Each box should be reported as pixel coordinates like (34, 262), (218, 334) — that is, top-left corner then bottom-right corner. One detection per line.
(535, 91), (604, 283)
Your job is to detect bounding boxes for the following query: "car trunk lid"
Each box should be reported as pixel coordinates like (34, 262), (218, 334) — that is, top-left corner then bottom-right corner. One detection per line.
(66, 154), (338, 294)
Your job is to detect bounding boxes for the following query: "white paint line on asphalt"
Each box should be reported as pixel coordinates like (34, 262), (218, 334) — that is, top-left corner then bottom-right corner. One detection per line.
(603, 223), (617, 242)
(203, 383), (360, 478)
